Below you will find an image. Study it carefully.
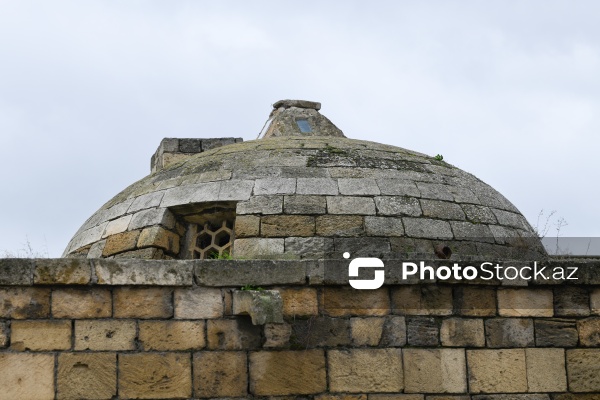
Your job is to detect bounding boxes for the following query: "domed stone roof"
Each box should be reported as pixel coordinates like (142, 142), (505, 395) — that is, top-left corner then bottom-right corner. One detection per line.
(64, 100), (545, 260)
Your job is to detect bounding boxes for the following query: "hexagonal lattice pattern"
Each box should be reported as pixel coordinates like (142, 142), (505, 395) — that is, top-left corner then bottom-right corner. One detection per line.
(189, 220), (233, 259)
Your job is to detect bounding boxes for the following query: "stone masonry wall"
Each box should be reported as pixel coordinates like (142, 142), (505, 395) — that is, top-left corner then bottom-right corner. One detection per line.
(1, 258), (600, 399)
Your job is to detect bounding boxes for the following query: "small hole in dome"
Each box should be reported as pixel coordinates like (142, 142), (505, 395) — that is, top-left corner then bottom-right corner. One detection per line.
(296, 119), (312, 133)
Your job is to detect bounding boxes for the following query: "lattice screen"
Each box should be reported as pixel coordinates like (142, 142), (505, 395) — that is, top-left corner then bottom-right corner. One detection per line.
(186, 220), (234, 259)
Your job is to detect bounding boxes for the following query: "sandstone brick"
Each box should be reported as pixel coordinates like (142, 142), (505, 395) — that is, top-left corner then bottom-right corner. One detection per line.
(591, 288), (600, 315)
(11, 320), (71, 351)
(380, 316), (407, 347)
(316, 215), (364, 236)
(102, 214), (133, 237)
(137, 225), (180, 254)
(102, 230), (141, 256)
(139, 320), (205, 351)
(250, 350), (326, 395)
(329, 349), (403, 393)
(0, 287), (50, 319)
(578, 317), (600, 347)
(261, 215), (315, 237)
(119, 353), (191, 399)
(113, 287), (172, 318)
(34, 258), (91, 284)
(58, 353), (116, 400)
(0, 258), (32, 285)
(94, 259), (193, 285)
(194, 351), (247, 397)
(440, 318), (484, 347)
(535, 318), (578, 347)
(404, 349), (467, 393)
(338, 178), (380, 195)
(425, 396), (468, 400)
(365, 216), (405, 236)
(52, 288), (111, 318)
(233, 238), (285, 257)
(322, 287), (390, 317)
(254, 178), (296, 195)
(291, 316), (351, 348)
(375, 196), (422, 216)
(236, 195), (283, 214)
(128, 207), (176, 230)
(485, 318), (534, 347)
(351, 317), (385, 346)
(74, 320), (136, 351)
(554, 286), (590, 317)
(174, 287), (223, 319)
(285, 236), (334, 257)
(498, 288), (553, 317)
(264, 323), (292, 348)
(328, 196), (376, 215)
(471, 396), (549, 400)
(526, 348), (567, 392)
(279, 287), (318, 317)
(369, 396), (423, 400)
(567, 349), (600, 392)
(317, 395), (368, 400)
(467, 349), (527, 393)
(392, 286), (452, 316)
(207, 318), (261, 350)
(420, 199), (465, 220)
(0, 321), (7, 348)
(296, 178), (338, 195)
(407, 317), (439, 346)
(454, 286), (497, 317)
(284, 195), (327, 214)
(0, 353), (54, 400)
(234, 214), (261, 237)
(403, 217), (453, 239)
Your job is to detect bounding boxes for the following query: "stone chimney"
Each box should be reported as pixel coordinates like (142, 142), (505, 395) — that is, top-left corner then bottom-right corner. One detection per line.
(263, 99), (345, 138)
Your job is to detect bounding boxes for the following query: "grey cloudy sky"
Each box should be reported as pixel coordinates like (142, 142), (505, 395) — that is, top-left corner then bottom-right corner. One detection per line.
(1, 1), (599, 257)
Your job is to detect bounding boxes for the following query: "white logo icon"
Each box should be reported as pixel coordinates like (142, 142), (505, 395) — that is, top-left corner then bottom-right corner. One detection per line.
(344, 252), (385, 290)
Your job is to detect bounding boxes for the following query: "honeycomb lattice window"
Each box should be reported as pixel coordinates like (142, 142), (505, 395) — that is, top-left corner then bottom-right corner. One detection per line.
(186, 220), (234, 259)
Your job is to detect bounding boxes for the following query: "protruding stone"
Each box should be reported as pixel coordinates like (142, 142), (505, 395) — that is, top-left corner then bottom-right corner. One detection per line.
(273, 99), (321, 110)
(232, 289), (284, 325)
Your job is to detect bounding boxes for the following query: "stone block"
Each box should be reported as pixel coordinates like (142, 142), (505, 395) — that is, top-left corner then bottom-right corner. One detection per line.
(317, 396), (369, 400)
(174, 287), (223, 319)
(578, 317), (600, 347)
(420, 199), (465, 220)
(261, 215), (316, 237)
(471, 396), (549, 400)
(461, 204), (498, 224)
(375, 196), (422, 216)
(450, 221), (494, 242)
(485, 318), (534, 347)
(365, 216), (405, 236)
(264, 323), (292, 347)
(139, 320), (205, 350)
(284, 195), (327, 214)
(322, 287), (390, 317)
(102, 230), (141, 257)
(0, 354), (54, 400)
(94, 259), (193, 285)
(233, 289), (283, 325)
(86, 239), (106, 258)
(249, 350), (326, 395)
(113, 287), (173, 318)
(195, 259), (308, 286)
(202, 137), (238, 150)
(179, 138), (201, 152)
(233, 238), (285, 257)
(467, 349), (527, 393)
(296, 178), (339, 195)
(291, 316), (351, 348)
(492, 208), (530, 230)
(567, 349), (600, 392)
(454, 286), (497, 317)
(137, 225), (180, 254)
(234, 215), (260, 237)
(380, 316), (407, 347)
(351, 317), (385, 346)
(0, 287), (50, 319)
(0, 321), (7, 348)
(119, 353), (191, 399)
(535, 318), (578, 347)
(316, 215), (364, 236)
(404, 349), (467, 393)
(58, 353), (116, 400)
(334, 237), (391, 257)
(407, 317), (439, 346)
(33, 258), (90, 284)
(160, 182), (220, 207)
(497, 288), (553, 317)
(327, 196), (376, 215)
(193, 351), (247, 398)
(219, 179), (254, 201)
(329, 349), (403, 393)
(11, 320), (71, 351)
(416, 182), (455, 201)
(236, 195), (283, 214)
(128, 191), (165, 213)
(592, 288), (600, 315)
(392, 286), (453, 316)
(526, 348), (567, 392)
(128, 207), (176, 230)
(285, 237), (334, 258)
(426, 397), (469, 400)
(254, 178), (296, 195)
(74, 320), (136, 351)
(279, 287), (318, 317)
(338, 178), (380, 195)
(207, 318), (262, 350)
(376, 178), (420, 197)
(554, 286), (590, 317)
(0, 258), (33, 285)
(369, 395), (423, 400)
(52, 288), (112, 318)
(102, 214), (133, 238)
(440, 318), (485, 347)
(403, 218), (453, 239)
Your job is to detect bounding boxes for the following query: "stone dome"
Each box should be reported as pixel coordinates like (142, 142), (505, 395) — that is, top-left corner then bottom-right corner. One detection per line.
(64, 100), (545, 260)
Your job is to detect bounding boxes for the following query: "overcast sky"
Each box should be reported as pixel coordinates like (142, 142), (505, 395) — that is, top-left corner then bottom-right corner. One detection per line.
(1, 1), (599, 257)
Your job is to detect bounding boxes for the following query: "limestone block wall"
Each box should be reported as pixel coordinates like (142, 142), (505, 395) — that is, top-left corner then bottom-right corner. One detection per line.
(1, 258), (600, 399)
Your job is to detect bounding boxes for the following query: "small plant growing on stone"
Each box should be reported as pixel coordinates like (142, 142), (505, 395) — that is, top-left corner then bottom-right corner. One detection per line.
(208, 251), (233, 260)
(241, 284), (264, 291)
(434, 154), (444, 161)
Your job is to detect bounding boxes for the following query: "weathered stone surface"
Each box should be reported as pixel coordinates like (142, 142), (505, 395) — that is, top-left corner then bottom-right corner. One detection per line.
(392, 286), (453, 316)
(0, 353), (54, 400)
(58, 353), (116, 400)
(492, 208), (530, 230)
(264, 323), (292, 347)
(52, 288), (111, 318)
(207, 318), (262, 350)
(578, 317), (600, 347)
(471, 396), (549, 400)
(467, 349), (527, 393)
(119, 353), (191, 399)
(250, 350), (326, 395)
(0, 287), (50, 318)
(273, 99), (321, 109)
(450, 221), (494, 242)
(322, 287), (390, 317)
(351, 317), (385, 346)
(285, 236), (334, 257)
(139, 320), (205, 350)
(375, 196), (422, 216)
(74, 320), (136, 351)
(234, 214), (260, 237)
(334, 237), (391, 257)
(195, 259), (307, 286)
(174, 287), (223, 319)
(102, 230), (141, 257)
(34, 258), (90, 284)
(317, 395), (370, 400)
(403, 218), (453, 239)
(219, 179), (255, 201)
(440, 318), (485, 347)
(11, 320), (71, 351)
(261, 215), (316, 237)
(461, 204), (498, 224)
(296, 178), (338, 195)
(535, 318), (578, 347)
(497, 288), (553, 317)
(102, 214), (133, 238)
(454, 286), (497, 317)
(404, 349), (467, 393)
(365, 216), (405, 236)
(284, 195), (327, 214)
(128, 191), (165, 213)
(370, 395), (423, 400)
(338, 178), (380, 195)
(128, 207), (176, 230)
(86, 239), (106, 258)
(420, 199), (465, 220)
(554, 286), (590, 317)
(94, 259), (193, 285)
(526, 348), (567, 392)
(233, 289), (283, 325)
(0, 321), (7, 348)
(193, 351), (247, 397)
(279, 287), (318, 317)
(0, 258), (32, 285)
(114, 287), (173, 318)
(137, 225), (180, 254)
(380, 316), (407, 347)
(329, 349), (403, 393)
(485, 318), (534, 347)
(316, 215), (364, 236)
(291, 316), (351, 348)
(406, 317), (439, 346)
(376, 179), (420, 197)
(254, 178), (296, 195)
(236, 195), (283, 214)
(567, 349), (600, 392)
(233, 238), (285, 257)
(327, 196), (376, 215)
